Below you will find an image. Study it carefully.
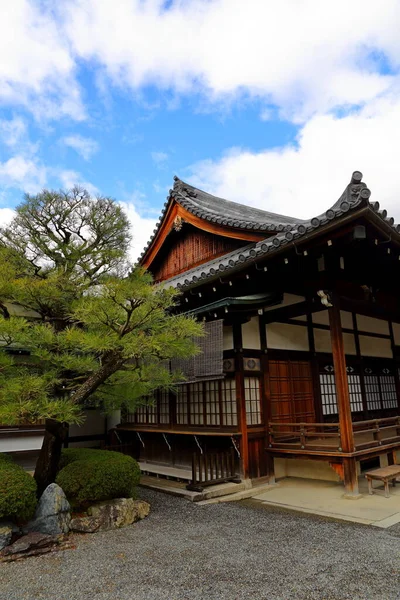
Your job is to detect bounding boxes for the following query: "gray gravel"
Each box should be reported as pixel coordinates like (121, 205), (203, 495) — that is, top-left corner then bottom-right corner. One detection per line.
(1, 488), (400, 600)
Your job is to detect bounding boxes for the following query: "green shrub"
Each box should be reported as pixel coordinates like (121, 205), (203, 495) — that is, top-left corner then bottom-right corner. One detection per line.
(56, 449), (141, 509)
(58, 447), (122, 470)
(0, 454), (37, 521)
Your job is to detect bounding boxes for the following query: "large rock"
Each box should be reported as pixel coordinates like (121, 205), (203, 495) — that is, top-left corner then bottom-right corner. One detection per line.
(24, 483), (71, 535)
(0, 523), (13, 551)
(69, 516), (102, 534)
(70, 499), (150, 533)
(0, 532), (70, 561)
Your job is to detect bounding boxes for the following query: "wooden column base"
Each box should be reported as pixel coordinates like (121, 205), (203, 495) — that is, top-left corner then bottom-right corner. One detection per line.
(342, 457), (361, 499)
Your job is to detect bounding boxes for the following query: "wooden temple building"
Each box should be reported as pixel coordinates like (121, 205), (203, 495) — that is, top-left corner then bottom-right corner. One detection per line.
(117, 171), (400, 497)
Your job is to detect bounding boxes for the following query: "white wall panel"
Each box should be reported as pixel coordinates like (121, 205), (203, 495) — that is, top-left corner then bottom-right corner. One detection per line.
(392, 322), (400, 345)
(0, 435), (44, 453)
(357, 315), (390, 335)
(266, 323), (309, 351)
(314, 329), (356, 355)
(359, 335), (392, 358)
(242, 317), (261, 349)
(223, 325), (234, 350)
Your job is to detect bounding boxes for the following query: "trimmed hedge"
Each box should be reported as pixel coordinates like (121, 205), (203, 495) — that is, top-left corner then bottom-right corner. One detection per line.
(0, 454), (37, 521)
(56, 449), (141, 509)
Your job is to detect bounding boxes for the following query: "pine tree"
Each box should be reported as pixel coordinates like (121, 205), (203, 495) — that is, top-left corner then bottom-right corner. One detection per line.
(0, 188), (202, 494)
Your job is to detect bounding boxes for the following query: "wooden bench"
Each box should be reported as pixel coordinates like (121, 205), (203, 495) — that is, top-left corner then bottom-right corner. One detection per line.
(365, 465), (400, 498)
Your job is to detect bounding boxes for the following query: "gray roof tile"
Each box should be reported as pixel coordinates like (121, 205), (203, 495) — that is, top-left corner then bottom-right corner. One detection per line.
(139, 171), (400, 288)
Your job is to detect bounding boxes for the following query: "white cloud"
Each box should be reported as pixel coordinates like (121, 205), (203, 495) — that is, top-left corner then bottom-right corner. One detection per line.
(62, 135), (99, 160)
(0, 155), (47, 194)
(58, 169), (99, 196)
(62, 0), (400, 121)
(151, 151), (169, 165)
(0, 117), (27, 147)
(0, 208), (16, 227)
(2, 1), (400, 123)
(0, 0), (83, 120)
(188, 92), (400, 222)
(119, 200), (157, 262)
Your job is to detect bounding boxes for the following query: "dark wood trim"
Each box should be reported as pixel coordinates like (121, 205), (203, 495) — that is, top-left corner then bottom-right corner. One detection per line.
(353, 312), (369, 418)
(233, 321), (249, 478)
(389, 321), (400, 410)
(328, 296), (359, 495)
(117, 425), (241, 436)
(285, 317), (392, 340)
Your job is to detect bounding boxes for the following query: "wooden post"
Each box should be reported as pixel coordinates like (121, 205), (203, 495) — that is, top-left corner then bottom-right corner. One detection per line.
(259, 314), (275, 483)
(233, 321), (249, 479)
(328, 297), (359, 497)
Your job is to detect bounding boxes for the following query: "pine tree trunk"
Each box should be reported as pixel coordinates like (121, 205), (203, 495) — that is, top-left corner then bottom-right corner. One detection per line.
(34, 352), (125, 495)
(34, 418), (69, 497)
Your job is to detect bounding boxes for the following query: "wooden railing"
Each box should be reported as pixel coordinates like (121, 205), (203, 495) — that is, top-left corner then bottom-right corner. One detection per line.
(268, 422), (341, 452)
(268, 416), (400, 455)
(352, 417), (400, 451)
(187, 448), (239, 491)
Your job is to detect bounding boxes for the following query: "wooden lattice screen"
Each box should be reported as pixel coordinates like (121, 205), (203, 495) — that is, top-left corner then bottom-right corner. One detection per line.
(171, 319), (223, 384)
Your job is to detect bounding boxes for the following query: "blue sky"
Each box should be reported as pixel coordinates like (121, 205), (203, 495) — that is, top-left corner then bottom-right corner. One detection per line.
(1, 1), (400, 258)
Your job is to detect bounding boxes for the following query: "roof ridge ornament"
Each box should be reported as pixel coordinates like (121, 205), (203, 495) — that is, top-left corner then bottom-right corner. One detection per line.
(173, 215), (184, 232)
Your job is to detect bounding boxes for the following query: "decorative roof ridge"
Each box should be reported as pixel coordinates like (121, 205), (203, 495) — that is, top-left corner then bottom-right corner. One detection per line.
(138, 175), (307, 264)
(137, 170), (399, 271)
(165, 171), (396, 290)
(171, 176), (306, 232)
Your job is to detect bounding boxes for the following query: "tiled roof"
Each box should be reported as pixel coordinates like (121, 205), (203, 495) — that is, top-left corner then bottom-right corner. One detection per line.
(138, 176), (307, 264)
(140, 171), (400, 290)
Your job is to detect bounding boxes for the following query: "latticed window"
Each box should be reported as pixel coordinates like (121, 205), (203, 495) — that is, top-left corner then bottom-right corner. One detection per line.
(381, 370), (397, 409)
(320, 362), (399, 415)
(159, 390), (170, 424)
(147, 399), (158, 424)
(221, 379), (237, 426)
(135, 404), (147, 423)
(244, 377), (262, 425)
(205, 380), (219, 425)
(319, 366), (337, 415)
(364, 373), (381, 410)
(189, 382), (204, 425)
(364, 364), (398, 410)
(128, 378), (239, 428)
(347, 369), (363, 412)
(176, 386), (189, 425)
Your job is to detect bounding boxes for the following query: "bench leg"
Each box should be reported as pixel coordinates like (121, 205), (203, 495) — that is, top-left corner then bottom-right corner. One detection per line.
(367, 477), (373, 495)
(384, 480), (390, 498)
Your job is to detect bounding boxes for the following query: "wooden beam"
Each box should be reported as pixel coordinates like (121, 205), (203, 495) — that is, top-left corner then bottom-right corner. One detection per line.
(328, 296), (359, 496)
(233, 321), (249, 479)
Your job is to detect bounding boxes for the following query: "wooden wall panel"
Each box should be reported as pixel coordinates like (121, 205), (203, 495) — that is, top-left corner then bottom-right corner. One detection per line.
(151, 225), (245, 282)
(269, 358), (315, 424)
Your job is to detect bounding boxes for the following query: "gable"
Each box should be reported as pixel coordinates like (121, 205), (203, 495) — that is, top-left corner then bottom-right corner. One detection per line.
(150, 224), (248, 282)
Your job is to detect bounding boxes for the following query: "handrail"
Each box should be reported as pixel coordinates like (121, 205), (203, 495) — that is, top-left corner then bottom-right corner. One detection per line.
(268, 416), (400, 454)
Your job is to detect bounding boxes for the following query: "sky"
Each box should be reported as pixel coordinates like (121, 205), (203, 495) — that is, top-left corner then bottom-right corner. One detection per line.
(2, 0), (400, 260)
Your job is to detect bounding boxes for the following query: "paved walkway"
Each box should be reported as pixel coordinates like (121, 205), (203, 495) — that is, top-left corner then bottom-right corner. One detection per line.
(246, 476), (400, 528)
(2, 488), (400, 600)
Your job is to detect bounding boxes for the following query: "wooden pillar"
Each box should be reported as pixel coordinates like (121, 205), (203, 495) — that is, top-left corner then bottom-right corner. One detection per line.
(233, 321), (249, 479)
(328, 297), (359, 496)
(259, 314), (275, 483)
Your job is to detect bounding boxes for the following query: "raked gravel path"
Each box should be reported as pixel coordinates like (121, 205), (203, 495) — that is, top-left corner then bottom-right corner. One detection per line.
(1, 488), (400, 600)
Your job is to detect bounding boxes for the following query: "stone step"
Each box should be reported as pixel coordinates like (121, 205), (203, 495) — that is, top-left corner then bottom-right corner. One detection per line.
(139, 474), (246, 503)
(196, 482), (278, 505)
(138, 462), (192, 481)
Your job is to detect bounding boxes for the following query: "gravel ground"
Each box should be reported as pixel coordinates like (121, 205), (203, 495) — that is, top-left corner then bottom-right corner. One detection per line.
(1, 488), (400, 600)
